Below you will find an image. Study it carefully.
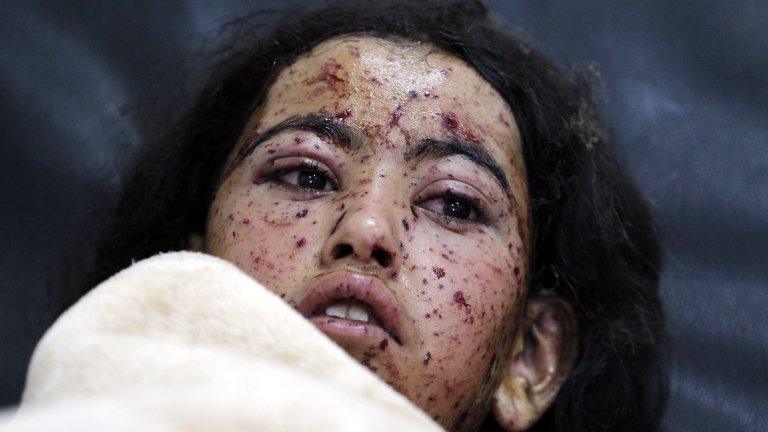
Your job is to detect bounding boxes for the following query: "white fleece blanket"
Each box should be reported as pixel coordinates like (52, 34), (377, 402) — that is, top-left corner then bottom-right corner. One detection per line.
(0, 252), (443, 431)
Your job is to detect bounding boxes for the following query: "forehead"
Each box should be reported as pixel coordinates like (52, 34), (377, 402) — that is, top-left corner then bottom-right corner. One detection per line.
(254, 36), (526, 201)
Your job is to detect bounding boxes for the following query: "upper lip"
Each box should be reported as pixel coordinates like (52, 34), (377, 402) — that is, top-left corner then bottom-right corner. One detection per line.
(297, 271), (404, 345)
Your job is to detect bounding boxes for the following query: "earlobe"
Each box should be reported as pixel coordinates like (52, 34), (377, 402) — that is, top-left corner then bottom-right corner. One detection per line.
(492, 298), (578, 431)
(187, 233), (206, 252)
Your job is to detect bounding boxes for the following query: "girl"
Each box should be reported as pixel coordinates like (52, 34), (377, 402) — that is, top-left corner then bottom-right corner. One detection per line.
(58, 1), (666, 431)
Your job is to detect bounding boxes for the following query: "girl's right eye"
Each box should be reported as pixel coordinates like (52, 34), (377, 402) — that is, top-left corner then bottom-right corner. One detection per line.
(269, 160), (337, 193)
(277, 169), (334, 191)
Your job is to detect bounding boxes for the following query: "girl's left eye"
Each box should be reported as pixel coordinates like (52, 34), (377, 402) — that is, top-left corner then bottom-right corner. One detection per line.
(418, 193), (485, 224)
(442, 197), (473, 219)
(281, 169), (330, 190)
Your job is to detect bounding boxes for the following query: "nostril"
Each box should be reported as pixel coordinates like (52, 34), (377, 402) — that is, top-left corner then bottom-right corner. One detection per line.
(331, 244), (354, 260)
(372, 249), (393, 268)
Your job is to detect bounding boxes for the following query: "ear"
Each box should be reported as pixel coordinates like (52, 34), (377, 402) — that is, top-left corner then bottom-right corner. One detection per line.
(492, 297), (578, 431)
(186, 233), (206, 252)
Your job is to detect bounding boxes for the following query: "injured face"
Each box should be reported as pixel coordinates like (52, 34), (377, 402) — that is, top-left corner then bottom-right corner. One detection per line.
(204, 35), (530, 431)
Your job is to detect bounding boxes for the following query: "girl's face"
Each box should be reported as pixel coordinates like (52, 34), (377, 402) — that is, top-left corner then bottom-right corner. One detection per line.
(206, 36), (529, 430)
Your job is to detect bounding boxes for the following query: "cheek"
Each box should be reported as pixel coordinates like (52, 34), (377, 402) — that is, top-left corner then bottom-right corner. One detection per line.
(412, 225), (523, 320)
(205, 186), (323, 300)
(400, 228), (525, 421)
(432, 237), (521, 346)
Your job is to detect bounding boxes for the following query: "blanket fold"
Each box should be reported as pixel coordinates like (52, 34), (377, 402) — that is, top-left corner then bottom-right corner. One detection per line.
(1, 252), (443, 431)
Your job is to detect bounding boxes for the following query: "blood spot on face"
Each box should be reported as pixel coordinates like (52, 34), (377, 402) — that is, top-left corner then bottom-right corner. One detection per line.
(432, 267), (446, 279)
(309, 58), (349, 95)
(389, 104), (404, 127)
(335, 108), (352, 120)
(452, 290), (471, 314)
(362, 357), (378, 372)
(443, 112), (459, 129)
(330, 211), (347, 235)
(440, 111), (481, 144)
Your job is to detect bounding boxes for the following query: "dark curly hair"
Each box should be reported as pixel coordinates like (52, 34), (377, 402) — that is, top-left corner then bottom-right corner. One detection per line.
(62, 1), (667, 431)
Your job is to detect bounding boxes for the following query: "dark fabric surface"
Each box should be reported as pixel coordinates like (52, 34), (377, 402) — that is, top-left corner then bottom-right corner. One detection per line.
(1, 1), (765, 430)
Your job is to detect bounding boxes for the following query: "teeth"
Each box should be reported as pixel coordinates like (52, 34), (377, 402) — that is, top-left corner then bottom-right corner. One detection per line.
(325, 304), (349, 318)
(323, 302), (371, 323)
(347, 305), (369, 322)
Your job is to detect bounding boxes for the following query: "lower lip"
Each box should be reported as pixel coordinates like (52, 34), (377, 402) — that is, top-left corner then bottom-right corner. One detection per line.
(309, 315), (395, 347)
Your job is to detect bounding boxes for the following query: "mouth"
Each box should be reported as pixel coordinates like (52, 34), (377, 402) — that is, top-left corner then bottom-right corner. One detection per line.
(297, 271), (403, 346)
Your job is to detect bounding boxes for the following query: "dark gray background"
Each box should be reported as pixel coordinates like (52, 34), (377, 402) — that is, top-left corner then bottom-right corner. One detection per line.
(1, 1), (766, 431)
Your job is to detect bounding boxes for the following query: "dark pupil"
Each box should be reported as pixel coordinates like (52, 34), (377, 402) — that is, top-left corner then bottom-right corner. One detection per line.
(443, 198), (471, 219)
(298, 170), (327, 190)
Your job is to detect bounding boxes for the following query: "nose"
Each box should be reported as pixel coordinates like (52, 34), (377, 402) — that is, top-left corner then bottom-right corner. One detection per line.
(321, 204), (400, 275)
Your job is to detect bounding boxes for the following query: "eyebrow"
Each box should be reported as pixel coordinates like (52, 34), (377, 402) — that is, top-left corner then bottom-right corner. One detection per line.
(233, 114), (367, 164)
(230, 114), (509, 190)
(404, 138), (509, 190)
